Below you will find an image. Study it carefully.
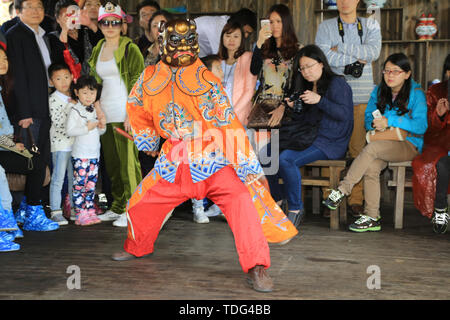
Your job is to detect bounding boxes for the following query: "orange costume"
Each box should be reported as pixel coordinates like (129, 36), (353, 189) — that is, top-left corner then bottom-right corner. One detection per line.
(124, 55), (298, 272)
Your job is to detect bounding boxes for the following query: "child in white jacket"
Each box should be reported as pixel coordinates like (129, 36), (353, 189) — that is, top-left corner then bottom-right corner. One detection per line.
(66, 75), (106, 226)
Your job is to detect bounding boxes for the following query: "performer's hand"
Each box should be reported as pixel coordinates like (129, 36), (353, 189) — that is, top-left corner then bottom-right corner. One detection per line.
(436, 98), (449, 117)
(18, 118), (33, 129)
(268, 104), (285, 127)
(245, 174), (258, 184)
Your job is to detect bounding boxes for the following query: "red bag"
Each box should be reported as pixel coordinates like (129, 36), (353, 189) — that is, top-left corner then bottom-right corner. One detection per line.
(63, 44), (81, 82)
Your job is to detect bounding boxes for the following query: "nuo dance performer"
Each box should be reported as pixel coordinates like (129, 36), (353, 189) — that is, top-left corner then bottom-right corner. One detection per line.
(111, 18), (298, 293)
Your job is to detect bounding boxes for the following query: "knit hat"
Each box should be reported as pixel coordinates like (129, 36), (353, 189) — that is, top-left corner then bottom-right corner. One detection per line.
(98, 2), (122, 21)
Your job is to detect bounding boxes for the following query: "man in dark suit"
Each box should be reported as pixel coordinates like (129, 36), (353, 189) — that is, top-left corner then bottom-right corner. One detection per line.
(4, 0), (61, 231)
(6, 0), (52, 147)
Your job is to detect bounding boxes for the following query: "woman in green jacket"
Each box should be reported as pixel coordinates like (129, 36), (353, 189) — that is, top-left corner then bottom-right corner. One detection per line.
(88, 2), (144, 227)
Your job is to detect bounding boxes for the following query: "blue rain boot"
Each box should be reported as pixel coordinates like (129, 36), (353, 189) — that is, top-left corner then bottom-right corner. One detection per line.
(23, 205), (59, 232)
(9, 227), (24, 239)
(0, 231), (20, 252)
(0, 207), (19, 232)
(15, 197), (28, 225)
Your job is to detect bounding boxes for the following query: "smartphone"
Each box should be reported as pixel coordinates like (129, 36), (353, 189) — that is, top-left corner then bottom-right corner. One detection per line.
(260, 19), (270, 29)
(372, 109), (382, 119)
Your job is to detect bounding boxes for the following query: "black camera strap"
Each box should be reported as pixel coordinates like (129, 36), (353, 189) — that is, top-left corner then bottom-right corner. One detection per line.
(338, 17), (363, 44)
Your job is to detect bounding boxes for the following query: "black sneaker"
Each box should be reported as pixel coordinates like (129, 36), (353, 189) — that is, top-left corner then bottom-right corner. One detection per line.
(432, 207), (449, 234)
(322, 189), (345, 210)
(349, 215), (381, 232)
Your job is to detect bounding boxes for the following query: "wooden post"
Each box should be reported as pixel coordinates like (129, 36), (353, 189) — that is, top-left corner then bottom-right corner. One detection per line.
(312, 167), (320, 215)
(394, 166), (406, 229)
(329, 166), (339, 230)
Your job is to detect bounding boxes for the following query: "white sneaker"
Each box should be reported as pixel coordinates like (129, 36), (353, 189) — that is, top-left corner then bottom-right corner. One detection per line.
(193, 207), (209, 224)
(50, 210), (68, 226)
(97, 210), (122, 221)
(112, 213), (128, 227)
(204, 204), (222, 217)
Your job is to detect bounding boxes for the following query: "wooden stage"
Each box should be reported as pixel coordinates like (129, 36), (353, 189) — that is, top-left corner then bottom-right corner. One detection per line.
(0, 200), (449, 300)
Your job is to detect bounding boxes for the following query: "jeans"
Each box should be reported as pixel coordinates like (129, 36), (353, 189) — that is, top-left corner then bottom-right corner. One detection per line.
(50, 151), (73, 211)
(0, 164), (13, 211)
(264, 144), (328, 211)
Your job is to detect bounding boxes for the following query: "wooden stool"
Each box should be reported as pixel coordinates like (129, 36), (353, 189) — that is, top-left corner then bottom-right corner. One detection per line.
(301, 160), (348, 230)
(387, 161), (412, 229)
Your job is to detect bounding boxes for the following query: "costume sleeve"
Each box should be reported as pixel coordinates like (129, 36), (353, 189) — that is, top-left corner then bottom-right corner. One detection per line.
(387, 88), (428, 135)
(206, 82), (263, 181)
(126, 70), (160, 152)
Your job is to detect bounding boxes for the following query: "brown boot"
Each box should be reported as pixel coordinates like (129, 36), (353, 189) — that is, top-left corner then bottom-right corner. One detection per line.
(111, 250), (152, 261)
(246, 265), (274, 293)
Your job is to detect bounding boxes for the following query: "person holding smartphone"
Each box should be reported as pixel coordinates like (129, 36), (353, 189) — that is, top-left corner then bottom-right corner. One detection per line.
(249, 4), (300, 129)
(323, 53), (428, 233)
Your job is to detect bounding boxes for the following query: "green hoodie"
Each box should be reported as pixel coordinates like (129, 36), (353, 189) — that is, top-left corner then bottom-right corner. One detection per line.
(88, 36), (145, 94)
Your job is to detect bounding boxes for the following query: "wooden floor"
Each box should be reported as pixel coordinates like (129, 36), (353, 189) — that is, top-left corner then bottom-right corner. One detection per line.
(0, 199), (449, 300)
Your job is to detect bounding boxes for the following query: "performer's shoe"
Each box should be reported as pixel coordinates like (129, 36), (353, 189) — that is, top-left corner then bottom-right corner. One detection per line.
(246, 265), (273, 293)
(111, 250), (152, 261)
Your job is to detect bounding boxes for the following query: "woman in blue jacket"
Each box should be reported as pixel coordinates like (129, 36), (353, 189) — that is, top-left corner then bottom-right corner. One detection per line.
(263, 44), (353, 227)
(324, 53), (428, 232)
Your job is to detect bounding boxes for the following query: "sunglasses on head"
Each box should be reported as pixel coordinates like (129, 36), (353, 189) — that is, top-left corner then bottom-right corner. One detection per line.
(99, 20), (123, 27)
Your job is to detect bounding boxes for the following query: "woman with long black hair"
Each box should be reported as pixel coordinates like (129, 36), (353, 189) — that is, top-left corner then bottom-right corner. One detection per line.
(264, 44), (353, 226)
(248, 4), (299, 128)
(324, 53), (428, 232)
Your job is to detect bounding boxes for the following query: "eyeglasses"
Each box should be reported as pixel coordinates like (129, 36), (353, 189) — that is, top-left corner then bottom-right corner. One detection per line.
(299, 62), (319, 72)
(382, 69), (405, 76)
(99, 20), (123, 28)
(22, 5), (44, 11)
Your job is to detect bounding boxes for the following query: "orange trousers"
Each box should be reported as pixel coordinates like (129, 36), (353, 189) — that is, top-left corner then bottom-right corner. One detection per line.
(124, 163), (271, 273)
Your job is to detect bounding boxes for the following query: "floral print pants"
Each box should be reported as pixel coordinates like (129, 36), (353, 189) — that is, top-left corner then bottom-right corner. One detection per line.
(72, 158), (98, 212)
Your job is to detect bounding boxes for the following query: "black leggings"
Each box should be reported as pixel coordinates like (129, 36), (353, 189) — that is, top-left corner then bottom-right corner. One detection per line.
(435, 155), (450, 209)
(0, 151), (46, 206)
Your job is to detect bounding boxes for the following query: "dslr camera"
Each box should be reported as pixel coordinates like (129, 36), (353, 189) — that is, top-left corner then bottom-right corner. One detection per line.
(284, 92), (304, 113)
(344, 61), (365, 78)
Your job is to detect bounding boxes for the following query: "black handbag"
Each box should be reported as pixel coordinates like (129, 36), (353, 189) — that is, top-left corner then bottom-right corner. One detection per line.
(278, 105), (322, 151)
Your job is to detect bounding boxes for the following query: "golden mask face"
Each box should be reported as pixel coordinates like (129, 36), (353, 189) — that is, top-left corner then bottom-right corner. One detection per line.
(159, 19), (200, 68)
